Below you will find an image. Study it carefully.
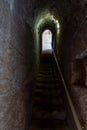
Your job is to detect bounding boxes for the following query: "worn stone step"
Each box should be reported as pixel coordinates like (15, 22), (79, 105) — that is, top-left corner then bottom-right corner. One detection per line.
(37, 73), (57, 77)
(38, 70), (55, 73)
(36, 80), (59, 86)
(38, 71), (54, 75)
(34, 85), (59, 90)
(36, 77), (59, 82)
(36, 75), (58, 79)
(33, 91), (61, 97)
(35, 84), (60, 90)
(34, 88), (61, 94)
(35, 84), (60, 89)
(33, 88), (61, 96)
(33, 97), (63, 106)
(36, 81), (59, 85)
(36, 81), (58, 84)
(30, 119), (69, 130)
(37, 71), (58, 76)
(32, 108), (66, 120)
(33, 101), (64, 110)
(39, 65), (52, 67)
(39, 67), (57, 71)
(39, 67), (52, 70)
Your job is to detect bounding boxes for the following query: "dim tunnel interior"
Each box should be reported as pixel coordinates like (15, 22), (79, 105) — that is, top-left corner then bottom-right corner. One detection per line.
(1, 1), (87, 130)
(30, 17), (70, 129)
(29, 12), (81, 130)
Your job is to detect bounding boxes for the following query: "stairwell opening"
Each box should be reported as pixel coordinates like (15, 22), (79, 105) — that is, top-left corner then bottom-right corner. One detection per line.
(34, 10), (61, 68)
(42, 29), (52, 53)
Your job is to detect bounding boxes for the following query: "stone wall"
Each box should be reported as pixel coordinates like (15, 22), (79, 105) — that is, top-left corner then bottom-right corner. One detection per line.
(70, 19), (87, 125)
(0, 0), (34, 130)
(62, 6), (87, 126)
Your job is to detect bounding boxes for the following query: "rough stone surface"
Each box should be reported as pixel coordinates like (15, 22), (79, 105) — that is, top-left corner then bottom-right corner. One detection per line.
(0, 0), (34, 130)
(63, 7), (87, 126)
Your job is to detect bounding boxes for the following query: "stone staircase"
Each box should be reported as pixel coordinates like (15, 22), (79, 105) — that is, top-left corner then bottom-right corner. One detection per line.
(30, 54), (69, 130)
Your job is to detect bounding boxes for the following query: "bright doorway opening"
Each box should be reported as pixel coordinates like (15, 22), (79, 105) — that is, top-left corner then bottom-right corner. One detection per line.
(42, 29), (52, 53)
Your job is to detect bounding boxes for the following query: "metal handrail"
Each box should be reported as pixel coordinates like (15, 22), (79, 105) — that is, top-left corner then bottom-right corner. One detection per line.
(53, 51), (83, 130)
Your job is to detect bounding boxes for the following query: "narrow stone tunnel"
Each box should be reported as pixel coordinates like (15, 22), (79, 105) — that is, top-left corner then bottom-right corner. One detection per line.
(0, 0), (87, 130)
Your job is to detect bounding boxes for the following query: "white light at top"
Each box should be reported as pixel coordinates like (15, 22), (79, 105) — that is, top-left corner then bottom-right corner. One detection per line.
(42, 29), (52, 51)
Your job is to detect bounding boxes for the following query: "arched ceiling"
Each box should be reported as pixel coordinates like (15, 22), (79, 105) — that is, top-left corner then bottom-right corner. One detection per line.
(34, 10), (60, 35)
(26, 0), (81, 28)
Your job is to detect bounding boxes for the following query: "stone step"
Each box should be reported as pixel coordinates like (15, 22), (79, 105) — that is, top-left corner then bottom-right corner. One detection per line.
(37, 73), (57, 77)
(30, 119), (68, 130)
(33, 102), (64, 110)
(38, 71), (54, 75)
(39, 64), (52, 67)
(38, 73), (57, 77)
(36, 80), (59, 87)
(34, 85), (59, 90)
(32, 108), (66, 120)
(33, 97), (63, 106)
(34, 88), (61, 95)
(36, 77), (59, 82)
(39, 68), (52, 70)
(35, 83), (60, 90)
(38, 70), (56, 73)
(36, 81), (59, 86)
(34, 88), (61, 96)
(33, 91), (61, 97)
(36, 75), (58, 79)
(39, 67), (57, 70)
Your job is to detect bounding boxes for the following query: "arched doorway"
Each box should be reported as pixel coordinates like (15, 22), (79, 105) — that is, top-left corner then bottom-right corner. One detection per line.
(42, 29), (53, 53)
